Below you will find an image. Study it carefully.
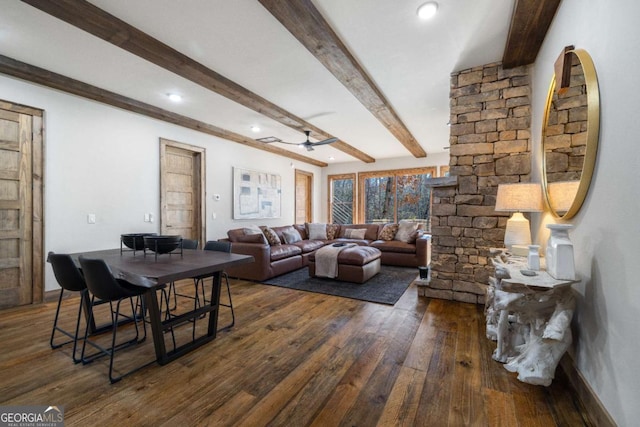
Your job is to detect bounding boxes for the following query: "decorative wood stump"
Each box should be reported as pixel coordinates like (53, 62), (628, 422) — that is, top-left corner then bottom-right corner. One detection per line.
(485, 249), (577, 386)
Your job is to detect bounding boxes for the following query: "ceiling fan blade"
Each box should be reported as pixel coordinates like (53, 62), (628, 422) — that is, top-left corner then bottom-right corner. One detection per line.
(311, 137), (338, 146)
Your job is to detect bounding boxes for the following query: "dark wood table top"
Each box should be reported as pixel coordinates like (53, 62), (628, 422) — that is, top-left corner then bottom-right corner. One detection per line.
(70, 248), (253, 288)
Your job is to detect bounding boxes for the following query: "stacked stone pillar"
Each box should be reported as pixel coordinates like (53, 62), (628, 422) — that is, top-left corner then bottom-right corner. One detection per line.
(420, 62), (532, 304)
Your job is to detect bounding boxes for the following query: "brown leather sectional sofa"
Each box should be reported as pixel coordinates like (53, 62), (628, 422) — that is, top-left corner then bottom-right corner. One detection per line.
(222, 223), (432, 282)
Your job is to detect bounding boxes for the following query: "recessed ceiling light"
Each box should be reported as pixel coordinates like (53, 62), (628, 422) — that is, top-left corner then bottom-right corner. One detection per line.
(329, 156), (335, 161)
(167, 93), (182, 102)
(251, 125), (261, 133)
(417, 2), (438, 20)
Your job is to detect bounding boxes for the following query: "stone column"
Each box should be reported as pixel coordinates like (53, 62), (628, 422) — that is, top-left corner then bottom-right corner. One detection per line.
(421, 63), (532, 304)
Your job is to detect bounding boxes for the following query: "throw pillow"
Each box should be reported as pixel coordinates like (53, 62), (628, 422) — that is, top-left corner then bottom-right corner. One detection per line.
(395, 221), (418, 243)
(378, 223), (399, 241)
(282, 228), (302, 244)
(345, 228), (367, 239)
(326, 224), (340, 240)
(242, 225), (263, 235)
(236, 233), (267, 244)
(260, 226), (281, 246)
(307, 223), (327, 240)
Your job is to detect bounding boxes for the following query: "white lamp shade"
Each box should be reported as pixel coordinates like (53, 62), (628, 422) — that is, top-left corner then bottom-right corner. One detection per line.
(495, 183), (544, 212)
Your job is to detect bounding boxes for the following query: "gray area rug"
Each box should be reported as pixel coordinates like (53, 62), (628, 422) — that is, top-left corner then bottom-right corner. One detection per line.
(262, 266), (418, 305)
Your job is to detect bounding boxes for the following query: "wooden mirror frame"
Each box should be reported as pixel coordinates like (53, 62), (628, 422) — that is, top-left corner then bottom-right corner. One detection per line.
(542, 48), (600, 219)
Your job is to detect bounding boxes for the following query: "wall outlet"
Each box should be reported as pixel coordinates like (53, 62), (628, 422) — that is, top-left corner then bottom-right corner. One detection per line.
(87, 214), (96, 224)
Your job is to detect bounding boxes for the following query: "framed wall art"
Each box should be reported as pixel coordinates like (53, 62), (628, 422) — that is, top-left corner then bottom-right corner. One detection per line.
(233, 167), (282, 219)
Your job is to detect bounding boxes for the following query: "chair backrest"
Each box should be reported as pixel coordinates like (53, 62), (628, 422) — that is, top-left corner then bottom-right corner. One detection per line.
(204, 240), (231, 253)
(182, 239), (199, 250)
(78, 256), (139, 301)
(48, 252), (86, 292)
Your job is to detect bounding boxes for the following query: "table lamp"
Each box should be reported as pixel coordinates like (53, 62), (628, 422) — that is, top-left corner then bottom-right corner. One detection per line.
(495, 183), (544, 249)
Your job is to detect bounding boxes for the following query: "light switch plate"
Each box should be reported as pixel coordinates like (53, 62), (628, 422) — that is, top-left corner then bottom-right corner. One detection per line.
(87, 214), (96, 224)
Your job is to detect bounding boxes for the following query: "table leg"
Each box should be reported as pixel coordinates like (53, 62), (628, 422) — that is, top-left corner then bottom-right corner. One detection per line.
(144, 289), (168, 365)
(207, 272), (222, 336)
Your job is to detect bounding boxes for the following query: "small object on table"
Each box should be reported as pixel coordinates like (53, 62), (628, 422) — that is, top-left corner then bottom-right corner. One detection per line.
(527, 244), (540, 270)
(520, 269), (537, 276)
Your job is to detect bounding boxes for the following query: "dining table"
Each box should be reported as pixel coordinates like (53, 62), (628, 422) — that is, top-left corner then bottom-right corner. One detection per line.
(68, 248), (253, 365)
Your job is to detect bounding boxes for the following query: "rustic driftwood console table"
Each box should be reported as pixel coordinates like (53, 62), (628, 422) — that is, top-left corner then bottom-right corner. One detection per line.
(485, 249), (578, 386)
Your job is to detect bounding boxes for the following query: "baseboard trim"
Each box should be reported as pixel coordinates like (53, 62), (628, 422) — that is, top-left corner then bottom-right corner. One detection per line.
(560, 355), (617, 427)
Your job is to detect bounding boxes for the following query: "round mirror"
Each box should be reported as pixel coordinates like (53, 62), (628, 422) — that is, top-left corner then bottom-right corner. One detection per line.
(542, 48), (599, 219)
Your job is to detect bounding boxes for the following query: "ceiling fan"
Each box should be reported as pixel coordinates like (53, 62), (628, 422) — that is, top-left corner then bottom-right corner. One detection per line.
(265, 130), (337, 151)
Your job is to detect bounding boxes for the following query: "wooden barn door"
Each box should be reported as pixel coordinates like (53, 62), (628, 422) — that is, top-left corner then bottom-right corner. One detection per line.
(0, 100), (44, 309)
(160, 139), (205, 246)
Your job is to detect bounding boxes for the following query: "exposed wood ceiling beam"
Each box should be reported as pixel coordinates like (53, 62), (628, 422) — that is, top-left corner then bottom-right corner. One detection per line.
(20, 0), (374, 163)
(0, 55), (328, 167)
(502, 0), (561, 68)
(258, 0), (427, 159)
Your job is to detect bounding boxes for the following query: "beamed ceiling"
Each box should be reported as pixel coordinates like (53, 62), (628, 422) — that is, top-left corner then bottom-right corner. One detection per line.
(0, 0), (559, 167)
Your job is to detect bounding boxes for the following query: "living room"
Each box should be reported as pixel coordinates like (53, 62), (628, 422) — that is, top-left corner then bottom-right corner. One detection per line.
(1, 0), (638, 425)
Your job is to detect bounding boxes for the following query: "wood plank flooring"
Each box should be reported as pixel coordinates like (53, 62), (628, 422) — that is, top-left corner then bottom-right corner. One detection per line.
(0, 278), (591, 426)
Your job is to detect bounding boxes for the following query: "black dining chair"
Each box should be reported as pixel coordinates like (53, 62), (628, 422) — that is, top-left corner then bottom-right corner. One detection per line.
(197, 240), (235, 331)
(78, 256), (153, 383)
(48, 252), (90, 363)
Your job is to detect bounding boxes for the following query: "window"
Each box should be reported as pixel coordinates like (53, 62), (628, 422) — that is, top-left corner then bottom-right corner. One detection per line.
(328, 174), (355, 224)
(358, 167), (436, 227)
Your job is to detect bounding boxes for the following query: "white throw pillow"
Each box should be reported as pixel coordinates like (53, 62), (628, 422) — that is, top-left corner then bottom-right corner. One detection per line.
(395, 221), (418, 243)
(307, 223), (328, 240)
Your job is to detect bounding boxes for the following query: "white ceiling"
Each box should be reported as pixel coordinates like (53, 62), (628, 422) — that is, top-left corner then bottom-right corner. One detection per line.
(0, 0), (515, 164)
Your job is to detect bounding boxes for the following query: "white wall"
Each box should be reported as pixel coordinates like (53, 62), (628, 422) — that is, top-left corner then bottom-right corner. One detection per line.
(320, 152), (450, 222)
(530, 0), (640, 424)
(0, 74), (321, 292)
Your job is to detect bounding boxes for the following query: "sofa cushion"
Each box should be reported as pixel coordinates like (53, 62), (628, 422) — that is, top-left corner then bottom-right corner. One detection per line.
(378, 223), (399, 241)
(293, 239), (326, 253)
(260, 226), (281, 246)
(326, 224), (340, 240)
(370, 240), (417, 254)
(339, 224), (379, 241)
(235, 233), (267, 244)
(242, 224), (263, 235)
(293, 224), (308, 240)
(344, 228), (367, 239)
(306, 222), (327, 240)
(395, 221), (419, 243)
(270, 244), (302, 261)
(282, 228), (302, 244)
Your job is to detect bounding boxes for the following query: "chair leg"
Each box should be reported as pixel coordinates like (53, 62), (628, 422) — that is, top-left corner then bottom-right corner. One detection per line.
(81, 295), (153, 383)
(50, 289), (87, 363)
(50, 289), (66, 349)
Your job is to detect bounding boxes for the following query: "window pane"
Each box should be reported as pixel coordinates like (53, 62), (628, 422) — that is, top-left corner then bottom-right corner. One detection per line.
(331, 178), (353, 224)
(396, 173), (432, 224)
(364, 176), (394, 223)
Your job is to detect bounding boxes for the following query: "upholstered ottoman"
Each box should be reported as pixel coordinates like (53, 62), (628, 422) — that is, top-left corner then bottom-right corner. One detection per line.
(308, 245), (381, 284)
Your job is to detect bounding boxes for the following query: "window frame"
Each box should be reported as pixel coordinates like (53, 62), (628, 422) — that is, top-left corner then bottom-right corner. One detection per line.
(327, 173), (356, 224)
(357, 167), (437, 224)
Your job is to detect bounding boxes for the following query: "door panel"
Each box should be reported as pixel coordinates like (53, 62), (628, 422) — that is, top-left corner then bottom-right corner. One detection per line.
(160, 139), (205, 247)
(0, 111), (33, 308)
(295, 170), (313, 224)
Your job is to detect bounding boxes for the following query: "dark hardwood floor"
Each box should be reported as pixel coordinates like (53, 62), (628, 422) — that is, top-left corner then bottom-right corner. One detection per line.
(0, 278), (590, 426)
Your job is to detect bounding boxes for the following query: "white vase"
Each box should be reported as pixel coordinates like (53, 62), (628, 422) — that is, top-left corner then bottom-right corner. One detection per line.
(545, 224), (575, 280)
(527, 245), (540, 271)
